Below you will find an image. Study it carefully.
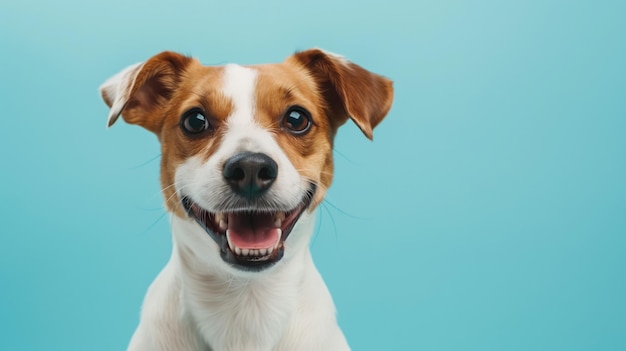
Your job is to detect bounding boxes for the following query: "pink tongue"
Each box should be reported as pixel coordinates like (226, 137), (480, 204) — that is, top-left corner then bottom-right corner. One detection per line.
(227, 213), (280, 249)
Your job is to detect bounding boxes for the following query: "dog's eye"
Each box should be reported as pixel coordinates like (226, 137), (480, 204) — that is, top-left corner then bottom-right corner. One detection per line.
(281, 106), (312, 135)
(181, 109), (211, 135)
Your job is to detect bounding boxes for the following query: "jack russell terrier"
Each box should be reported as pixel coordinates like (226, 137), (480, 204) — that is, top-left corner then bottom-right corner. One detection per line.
(100, 48), (393, 351)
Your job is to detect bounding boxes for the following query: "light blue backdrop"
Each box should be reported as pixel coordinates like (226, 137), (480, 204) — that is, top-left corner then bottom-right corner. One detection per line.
(1, 0), (624, 350)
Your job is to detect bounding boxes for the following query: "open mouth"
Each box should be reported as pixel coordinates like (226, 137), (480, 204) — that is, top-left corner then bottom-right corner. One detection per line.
(181, 185), (316, 271)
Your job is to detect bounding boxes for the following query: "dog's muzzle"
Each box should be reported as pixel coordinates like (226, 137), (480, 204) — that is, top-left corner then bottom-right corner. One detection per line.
(181, 152), (316, 271)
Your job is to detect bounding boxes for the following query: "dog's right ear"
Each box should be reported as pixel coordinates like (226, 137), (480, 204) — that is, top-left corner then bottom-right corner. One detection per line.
(288, 48), (393, 140)
(99, 51), (194, 133)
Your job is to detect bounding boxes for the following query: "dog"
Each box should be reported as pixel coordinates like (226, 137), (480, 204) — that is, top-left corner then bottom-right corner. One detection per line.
(100, 48), (393, 351)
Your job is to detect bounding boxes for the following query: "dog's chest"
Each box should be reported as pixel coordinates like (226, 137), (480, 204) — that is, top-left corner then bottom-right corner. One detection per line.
(180, 270), (302, 351)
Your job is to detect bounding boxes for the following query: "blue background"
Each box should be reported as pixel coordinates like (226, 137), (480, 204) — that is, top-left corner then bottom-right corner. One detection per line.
(1, 0), (625, 350)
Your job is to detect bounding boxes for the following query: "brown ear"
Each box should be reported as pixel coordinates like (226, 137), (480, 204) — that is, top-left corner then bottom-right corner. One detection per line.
(99, 51), (194, 133)
(288, 49), (394, 140)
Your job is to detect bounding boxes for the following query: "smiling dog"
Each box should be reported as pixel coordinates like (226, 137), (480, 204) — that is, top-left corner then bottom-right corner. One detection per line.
(100, 48), (393, 351)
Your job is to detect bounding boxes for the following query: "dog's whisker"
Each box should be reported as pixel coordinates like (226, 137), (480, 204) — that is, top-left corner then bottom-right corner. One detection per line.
(320, 202), (339, 241)
(127, 153), (162, 170)
(293, 168), (335, 177)
(142, 211), (170, 234)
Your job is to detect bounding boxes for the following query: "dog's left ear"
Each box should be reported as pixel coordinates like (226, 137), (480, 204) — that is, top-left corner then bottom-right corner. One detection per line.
(99, 51), (194, 133)
(288, 49), (394, 140)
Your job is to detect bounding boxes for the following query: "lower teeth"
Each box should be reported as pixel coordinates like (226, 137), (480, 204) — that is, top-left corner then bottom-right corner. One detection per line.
(229, 247), (276, 258)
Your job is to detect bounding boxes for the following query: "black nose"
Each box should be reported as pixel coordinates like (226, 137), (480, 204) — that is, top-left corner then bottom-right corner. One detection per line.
(223, 152), (278, 199)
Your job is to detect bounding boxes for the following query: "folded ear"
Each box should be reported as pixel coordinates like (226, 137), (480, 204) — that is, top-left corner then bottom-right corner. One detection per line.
(288, 49), (394, 140)
(99, 51), (194, 133)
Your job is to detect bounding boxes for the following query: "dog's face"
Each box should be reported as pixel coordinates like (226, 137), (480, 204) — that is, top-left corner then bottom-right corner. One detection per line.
(101, 49), (393, 272)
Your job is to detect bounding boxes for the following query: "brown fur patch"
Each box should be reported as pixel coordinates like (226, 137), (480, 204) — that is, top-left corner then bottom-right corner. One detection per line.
(288, 49), (394, 140)
(254, 63), (336, 208)
(155, 64), (234, 215)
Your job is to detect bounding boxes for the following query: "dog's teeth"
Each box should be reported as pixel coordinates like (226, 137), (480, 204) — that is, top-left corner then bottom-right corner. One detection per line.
(259, 248), (267, 256)
(215, 213), (228, 231)
(235, 247), (242, 255)
(274, 212), (285, 227)
(267, 246), (274, 255)
(226, 229), (233, 249)
(242, 248), (249, 256)
(251, 249), (259, 256)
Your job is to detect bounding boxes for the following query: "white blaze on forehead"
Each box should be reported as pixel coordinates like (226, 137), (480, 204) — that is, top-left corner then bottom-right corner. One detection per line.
(219, 63), (268, 153)
(222, 64), (258, 128)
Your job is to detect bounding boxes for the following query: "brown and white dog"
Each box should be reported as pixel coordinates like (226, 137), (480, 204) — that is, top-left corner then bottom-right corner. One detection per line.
(100, 49), (393, 351)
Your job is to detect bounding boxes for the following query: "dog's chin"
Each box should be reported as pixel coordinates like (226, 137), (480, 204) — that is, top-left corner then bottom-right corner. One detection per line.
(181, 185), (316, 272)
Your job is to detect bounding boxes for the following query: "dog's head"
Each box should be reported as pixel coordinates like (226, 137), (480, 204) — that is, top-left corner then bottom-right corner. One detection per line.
(100, 49), (393, 272)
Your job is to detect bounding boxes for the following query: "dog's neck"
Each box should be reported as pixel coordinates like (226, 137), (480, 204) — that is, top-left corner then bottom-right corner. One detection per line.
(168, 214), (317, 350)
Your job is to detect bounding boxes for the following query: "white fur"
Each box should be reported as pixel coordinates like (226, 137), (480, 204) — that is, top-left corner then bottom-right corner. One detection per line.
(317, 48), (350, 67)
(124, 64), (350, 350)
(99, 62), (144, 127)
